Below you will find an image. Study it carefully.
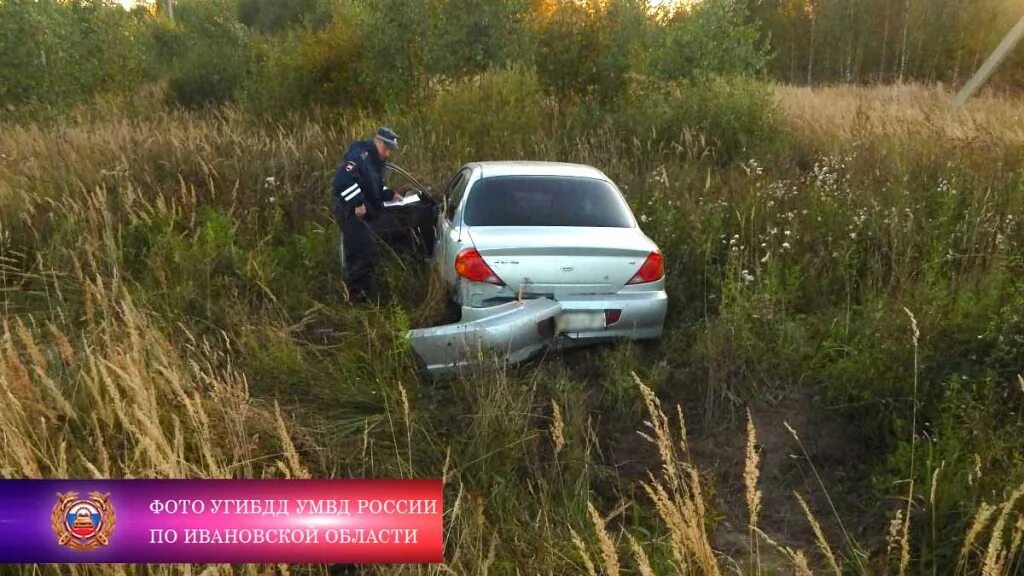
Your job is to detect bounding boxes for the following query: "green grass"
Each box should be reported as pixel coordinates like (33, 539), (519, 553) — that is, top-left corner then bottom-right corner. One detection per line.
(1, 76), (1023, 574)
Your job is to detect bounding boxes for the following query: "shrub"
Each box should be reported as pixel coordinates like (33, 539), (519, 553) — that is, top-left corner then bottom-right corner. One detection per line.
(0, 0), (152, 108)
(166, 0), (254, 108)
(242, 12), (367, 115)
(418, 65), (550, 162)
(237, 0), (319, 34)
(534, 0), (649, 102)
(426, 0), (536, 78)
(648, 0), (768, 82)
(616, 75), (782, 163)
(354, 0), (432, 108)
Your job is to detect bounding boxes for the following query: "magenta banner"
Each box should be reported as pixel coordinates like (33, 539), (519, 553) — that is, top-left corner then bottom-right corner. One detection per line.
(0, 479), (443, 564)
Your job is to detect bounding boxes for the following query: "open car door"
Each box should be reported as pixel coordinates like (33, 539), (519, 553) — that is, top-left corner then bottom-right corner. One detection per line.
(371, 164), (439, 259)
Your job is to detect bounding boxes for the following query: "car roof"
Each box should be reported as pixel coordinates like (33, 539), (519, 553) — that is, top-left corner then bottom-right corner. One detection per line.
(465, 161), (609, 180)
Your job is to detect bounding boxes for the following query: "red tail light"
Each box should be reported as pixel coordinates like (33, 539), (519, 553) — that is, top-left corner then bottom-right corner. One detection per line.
(605, 309), (622, 325)
(454, 248), (504, 285)
(628, 251), (664, 284)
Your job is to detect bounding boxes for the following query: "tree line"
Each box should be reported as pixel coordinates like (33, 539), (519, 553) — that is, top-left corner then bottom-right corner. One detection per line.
(755, 0), (1024, 87)
(1, 0), (1022, 112)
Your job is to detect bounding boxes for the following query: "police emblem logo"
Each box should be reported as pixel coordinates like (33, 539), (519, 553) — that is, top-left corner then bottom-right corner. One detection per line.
(51, 491), (116, 550)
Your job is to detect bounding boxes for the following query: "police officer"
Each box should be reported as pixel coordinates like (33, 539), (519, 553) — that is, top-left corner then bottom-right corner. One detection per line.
(331, 127), (402, 303)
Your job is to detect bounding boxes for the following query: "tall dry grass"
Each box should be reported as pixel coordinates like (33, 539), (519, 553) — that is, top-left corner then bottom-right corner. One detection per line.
(0, 259), (305, 480)
(0, 80), (1022, 575)
(0, 256), (314, 576)
(775, 83), (1024, 149)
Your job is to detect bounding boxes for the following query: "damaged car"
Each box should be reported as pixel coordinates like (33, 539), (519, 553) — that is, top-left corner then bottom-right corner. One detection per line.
(406, 161), (668, 375)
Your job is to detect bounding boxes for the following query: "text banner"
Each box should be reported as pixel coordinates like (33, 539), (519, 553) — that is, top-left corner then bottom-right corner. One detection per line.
(0, 479), (443, 563)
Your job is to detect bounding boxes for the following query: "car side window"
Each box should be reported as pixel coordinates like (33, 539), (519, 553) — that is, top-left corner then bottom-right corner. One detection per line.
(446, 170), (470, 221)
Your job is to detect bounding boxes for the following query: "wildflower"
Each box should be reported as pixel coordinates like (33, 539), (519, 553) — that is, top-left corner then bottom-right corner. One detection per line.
(640, 214), (649, 223)
(760, 252), (770, 263)
(741, 269), (755, 283)
(782, 242), (791, 250)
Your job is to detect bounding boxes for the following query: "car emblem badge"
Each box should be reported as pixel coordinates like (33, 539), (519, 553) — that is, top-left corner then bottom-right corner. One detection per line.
(561, 265), (574, 272)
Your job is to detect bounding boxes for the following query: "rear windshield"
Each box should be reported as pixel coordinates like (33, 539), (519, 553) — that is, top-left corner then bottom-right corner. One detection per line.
(463, 176), (635, 227)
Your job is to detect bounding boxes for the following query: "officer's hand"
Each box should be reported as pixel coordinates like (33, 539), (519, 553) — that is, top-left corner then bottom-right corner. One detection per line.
(355, 204), (367, 218)
(392, 193), (403, 202)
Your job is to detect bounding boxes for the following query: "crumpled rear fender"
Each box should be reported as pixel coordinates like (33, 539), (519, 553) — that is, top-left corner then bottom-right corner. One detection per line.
(406, 298), (562, 375)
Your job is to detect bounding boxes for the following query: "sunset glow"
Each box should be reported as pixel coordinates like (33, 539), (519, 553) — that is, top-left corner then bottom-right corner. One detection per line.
(648, 0), (701, 16)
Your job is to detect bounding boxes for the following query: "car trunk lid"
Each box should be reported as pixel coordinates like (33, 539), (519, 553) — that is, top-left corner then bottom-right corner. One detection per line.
(467, 226), (655, 296)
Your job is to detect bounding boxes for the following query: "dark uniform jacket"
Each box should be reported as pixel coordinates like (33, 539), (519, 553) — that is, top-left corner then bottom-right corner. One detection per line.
(331, 140), (387, 221)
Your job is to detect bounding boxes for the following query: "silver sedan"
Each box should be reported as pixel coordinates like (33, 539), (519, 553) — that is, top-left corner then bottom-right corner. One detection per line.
(407, 161), (667, 374)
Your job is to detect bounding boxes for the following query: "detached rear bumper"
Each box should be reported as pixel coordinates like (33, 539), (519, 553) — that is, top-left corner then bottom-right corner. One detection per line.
(405, 289), (667, 376)
(406, 299), (562, 375)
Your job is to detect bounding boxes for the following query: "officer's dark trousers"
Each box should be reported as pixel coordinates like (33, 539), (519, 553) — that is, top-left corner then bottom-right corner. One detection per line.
(339, 213), (379, 300)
